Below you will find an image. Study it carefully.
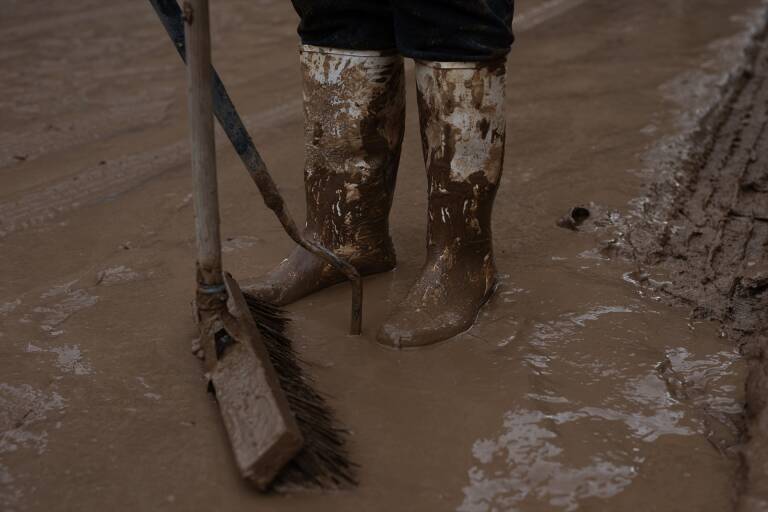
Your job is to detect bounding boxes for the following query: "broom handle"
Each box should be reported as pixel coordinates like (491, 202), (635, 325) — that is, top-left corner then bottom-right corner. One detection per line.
(150, 0), (362, 334)
(184, 0), (222, 290)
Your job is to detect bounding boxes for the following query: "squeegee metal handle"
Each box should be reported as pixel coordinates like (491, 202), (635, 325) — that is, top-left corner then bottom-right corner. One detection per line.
(149, 0), (362, 335)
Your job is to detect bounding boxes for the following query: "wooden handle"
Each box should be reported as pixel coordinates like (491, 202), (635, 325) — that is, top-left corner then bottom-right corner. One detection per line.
(150, 0), (364, 333)
(184, 0), (222, 288)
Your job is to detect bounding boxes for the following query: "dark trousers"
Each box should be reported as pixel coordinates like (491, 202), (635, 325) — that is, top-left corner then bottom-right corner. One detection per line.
(290, 0), (515, 62)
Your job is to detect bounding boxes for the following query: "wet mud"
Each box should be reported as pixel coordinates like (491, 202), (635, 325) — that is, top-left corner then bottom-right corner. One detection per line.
(1, 0), (767, 511)
(594, 20), (768, 511)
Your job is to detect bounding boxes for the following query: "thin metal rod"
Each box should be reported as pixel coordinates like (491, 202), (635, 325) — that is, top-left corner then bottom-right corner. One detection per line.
(149, 0), (362, 335)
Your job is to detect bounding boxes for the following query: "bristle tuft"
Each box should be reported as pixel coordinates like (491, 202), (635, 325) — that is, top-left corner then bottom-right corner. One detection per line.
(243, 292), (357, 490)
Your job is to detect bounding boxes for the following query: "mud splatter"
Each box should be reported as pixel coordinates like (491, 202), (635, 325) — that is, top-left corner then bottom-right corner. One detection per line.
(31, 282), (98, 335)
(26, 343), (93, 376)
(415, 61), (506, 183)
(0, 300), (20, 316)
(0, 384), (65, 510)
(378, 60), (506, 348)
(95, 265), (141, 285)
(135, 377), (161, 400)
(0, 462), (21, 511)
(0, 383), (65, 456)
(245, 46), (404, 305)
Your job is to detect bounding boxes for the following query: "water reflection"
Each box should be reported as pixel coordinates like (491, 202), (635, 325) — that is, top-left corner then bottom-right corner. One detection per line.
(458, 305), (743, 511)
(459, 408), (637, 512)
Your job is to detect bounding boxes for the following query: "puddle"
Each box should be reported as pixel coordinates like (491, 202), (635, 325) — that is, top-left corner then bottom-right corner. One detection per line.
(459, 408), (637, 512)
(457, 303), (744, 511)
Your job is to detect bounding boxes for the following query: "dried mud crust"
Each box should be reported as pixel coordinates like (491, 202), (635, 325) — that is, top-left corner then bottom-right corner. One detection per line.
(598, 24), (768, 511)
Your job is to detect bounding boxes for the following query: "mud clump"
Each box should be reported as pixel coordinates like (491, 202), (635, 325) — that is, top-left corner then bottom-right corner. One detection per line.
(601, 27), (768, 511)
(556, 205), (591, 231)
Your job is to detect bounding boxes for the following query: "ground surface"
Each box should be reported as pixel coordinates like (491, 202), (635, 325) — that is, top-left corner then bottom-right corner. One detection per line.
(0, 0), (766, 511)
(598, 21), (768, 510)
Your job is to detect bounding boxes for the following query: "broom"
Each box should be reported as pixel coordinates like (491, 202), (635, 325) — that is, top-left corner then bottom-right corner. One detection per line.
(150, 0), (362, 333)
(169, 0), (357, 490)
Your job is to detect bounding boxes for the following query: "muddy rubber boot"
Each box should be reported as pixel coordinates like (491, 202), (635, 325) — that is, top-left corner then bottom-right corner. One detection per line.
(377, 60), (506, 348)
(245, 46), (405, 305)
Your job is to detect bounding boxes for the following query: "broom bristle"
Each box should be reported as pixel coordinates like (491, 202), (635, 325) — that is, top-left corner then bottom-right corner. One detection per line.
(243, 292), (357, 490)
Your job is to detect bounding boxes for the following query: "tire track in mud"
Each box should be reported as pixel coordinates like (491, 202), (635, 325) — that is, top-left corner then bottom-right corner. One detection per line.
(0, 3), (136, 44)
(602, 21), (768, 512)
(0, 101), (171, 170)
(0, 0), (587, 240)
(0, 100), (301, 238)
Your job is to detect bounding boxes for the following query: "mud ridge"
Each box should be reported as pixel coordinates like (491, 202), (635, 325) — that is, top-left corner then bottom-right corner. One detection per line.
(600, 13), (768, 511)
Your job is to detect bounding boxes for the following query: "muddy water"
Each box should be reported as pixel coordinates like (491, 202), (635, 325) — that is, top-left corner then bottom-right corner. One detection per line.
(0, 0), (763, 510)
(606, 12), (768, 507)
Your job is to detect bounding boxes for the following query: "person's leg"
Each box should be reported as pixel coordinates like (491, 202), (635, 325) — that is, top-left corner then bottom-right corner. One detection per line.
(392, 0), (514, 62)
(378, 1), (513, 348)
(246, 2), (405, 305)
(291, 0), (396, 52)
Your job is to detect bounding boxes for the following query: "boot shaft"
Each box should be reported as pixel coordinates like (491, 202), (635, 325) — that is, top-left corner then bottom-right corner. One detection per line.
(300, 46), (405, 249)
(415, 60), (507, 253)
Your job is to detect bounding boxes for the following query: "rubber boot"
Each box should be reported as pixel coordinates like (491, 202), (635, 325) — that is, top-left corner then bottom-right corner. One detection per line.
(246, 46), (405, 305)
(377, 60), (506, 348)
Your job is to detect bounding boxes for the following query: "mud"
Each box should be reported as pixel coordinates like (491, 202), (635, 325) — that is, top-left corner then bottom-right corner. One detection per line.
(591, 18), (768, 511)
(1, 0), (767, 510)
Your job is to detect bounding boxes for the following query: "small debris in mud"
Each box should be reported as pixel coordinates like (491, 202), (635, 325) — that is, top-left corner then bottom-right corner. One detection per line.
(655, 357), (690, 401)
(556, 205), (591, 231)
(12, 155), (27, 162)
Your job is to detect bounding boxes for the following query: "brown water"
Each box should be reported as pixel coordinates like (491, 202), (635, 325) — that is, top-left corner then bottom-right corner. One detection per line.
(0, 0), (762, 510)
